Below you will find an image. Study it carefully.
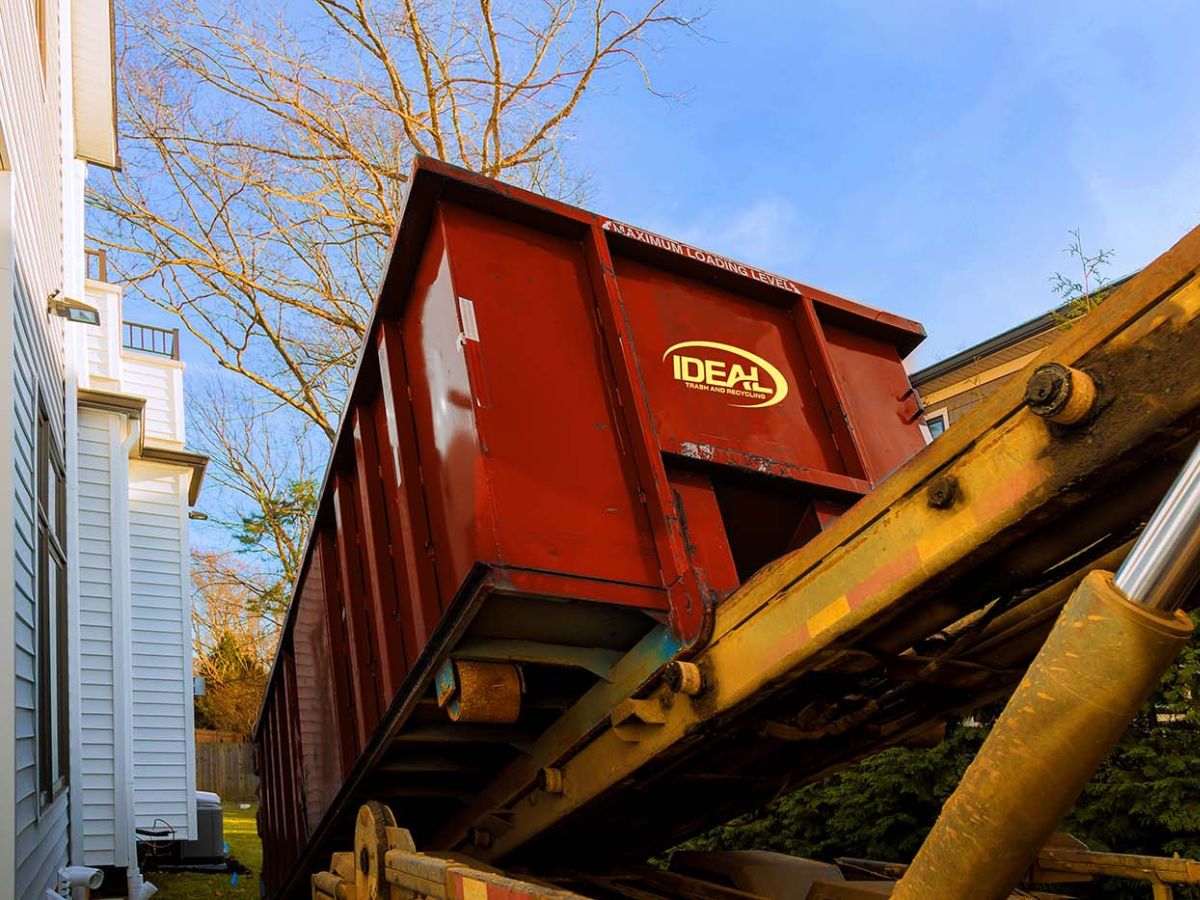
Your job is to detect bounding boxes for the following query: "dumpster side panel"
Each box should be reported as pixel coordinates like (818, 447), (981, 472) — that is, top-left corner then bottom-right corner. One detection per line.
(819, 319), (927, 480)
(314, 532), (361, 772)
(331, 477), (385, 742)
(292, 564), (341, 835)
(439, 203), (663, 589)
(281, 650), (308, 850)
(376, 318), (445, 643)
(403, 215), (492, 604)
(612, 255), (849, 477)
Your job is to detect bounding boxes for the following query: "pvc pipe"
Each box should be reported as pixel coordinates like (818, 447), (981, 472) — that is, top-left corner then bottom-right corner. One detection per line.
(1116, 439), (1200, 611)
(57, 867), (103, 889)
(127, 872), (158, 900)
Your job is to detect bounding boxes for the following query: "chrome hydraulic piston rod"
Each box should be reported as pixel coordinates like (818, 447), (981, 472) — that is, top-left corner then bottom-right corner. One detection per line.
(1115, 439), (1200, 611)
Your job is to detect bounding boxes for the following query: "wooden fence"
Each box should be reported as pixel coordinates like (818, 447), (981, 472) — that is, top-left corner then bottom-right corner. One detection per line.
(195, 730), (258, 801)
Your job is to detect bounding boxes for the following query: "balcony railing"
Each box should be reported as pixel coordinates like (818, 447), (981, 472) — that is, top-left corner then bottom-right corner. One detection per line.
(123, 320), (180, 360)
(85, 247), (108, 282)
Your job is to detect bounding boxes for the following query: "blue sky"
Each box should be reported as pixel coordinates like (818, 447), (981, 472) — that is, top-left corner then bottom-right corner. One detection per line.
(559, 0), (1200, 366)
(124, 0), (1200, 371)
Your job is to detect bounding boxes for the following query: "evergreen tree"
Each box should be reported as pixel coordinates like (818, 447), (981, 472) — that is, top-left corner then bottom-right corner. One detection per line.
(678, 613), (1200, 899)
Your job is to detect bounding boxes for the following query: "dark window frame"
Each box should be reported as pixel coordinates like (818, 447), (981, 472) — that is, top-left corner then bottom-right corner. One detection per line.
(36, 392), (68, 810)
(925, 408), (949, 439)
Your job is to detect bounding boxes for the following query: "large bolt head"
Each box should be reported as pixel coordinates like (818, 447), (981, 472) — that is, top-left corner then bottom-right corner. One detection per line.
(1025, 362), (1099, 425)
(927, 475), (960, 509)
(1026, 366), (1067, 408)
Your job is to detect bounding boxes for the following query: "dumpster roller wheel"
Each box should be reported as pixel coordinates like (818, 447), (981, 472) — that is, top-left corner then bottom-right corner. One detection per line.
(436, 659), (522, 724)
(355, 800), (405, 900)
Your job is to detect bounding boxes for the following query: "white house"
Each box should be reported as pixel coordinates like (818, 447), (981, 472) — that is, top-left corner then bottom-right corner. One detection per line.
(1, 0), (205, 896)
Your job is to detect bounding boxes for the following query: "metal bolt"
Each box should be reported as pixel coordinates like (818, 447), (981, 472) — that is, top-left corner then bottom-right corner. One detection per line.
(1026, 365), (1066, 408)
(927, 475), (960, 510)
(539, 767), (564, 794)
(470, 827), (493, 849)
(664, 660), (705, 696)
(1025, 362), (1098, 425)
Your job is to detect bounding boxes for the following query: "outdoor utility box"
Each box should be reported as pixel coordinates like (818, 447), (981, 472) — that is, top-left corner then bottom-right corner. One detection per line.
(254, 158), (926, 894)
(180, 790), (225, 862)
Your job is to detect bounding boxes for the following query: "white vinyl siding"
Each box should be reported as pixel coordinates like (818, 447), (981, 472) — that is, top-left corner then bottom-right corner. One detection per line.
(128, 461), (195, 838)
(3, 0), (74, 885)
(0, 133), (14, 900)
(77, 408), (118, 864)
(82, 281), (121, 389)
(122, 355), (184, 447)
(5, 0), (191, 884)
(12, 242), (72, 900)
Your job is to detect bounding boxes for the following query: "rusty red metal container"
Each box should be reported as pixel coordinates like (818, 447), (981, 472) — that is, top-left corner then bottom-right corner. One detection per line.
(254, 159), (926, 895)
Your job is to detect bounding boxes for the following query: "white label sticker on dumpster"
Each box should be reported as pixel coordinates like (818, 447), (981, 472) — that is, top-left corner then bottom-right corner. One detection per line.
(458, 296), (480, 342)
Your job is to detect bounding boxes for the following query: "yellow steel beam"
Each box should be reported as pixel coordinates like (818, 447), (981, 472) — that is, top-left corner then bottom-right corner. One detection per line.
(460, 223), (1200, 863)
(1035, 846), (1200, 885)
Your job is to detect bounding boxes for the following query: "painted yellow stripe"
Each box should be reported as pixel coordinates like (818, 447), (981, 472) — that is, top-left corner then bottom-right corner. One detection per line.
(461, 877), (489, 900)
(915, 505), (978, 563)
(808, 596), (850, 637)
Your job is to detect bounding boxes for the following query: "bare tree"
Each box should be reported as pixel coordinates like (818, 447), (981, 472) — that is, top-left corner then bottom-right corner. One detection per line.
(189, 378), (318, 619)
(191, 549), (276, 734)
(1051, 228), (1115, 325)
(91, 0), (695, 598)
(91, 0), (697, 439)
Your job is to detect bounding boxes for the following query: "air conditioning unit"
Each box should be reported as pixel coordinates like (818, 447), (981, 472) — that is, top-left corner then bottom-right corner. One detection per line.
(179, 791), (225, 862)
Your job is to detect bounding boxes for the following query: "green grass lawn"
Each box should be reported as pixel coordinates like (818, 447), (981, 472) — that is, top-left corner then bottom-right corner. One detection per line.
(151, 801), (261, 899)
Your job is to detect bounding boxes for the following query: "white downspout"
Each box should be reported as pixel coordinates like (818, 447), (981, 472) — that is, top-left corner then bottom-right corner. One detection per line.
(64, 323), (84, 869)
(114, 420), (156, 897)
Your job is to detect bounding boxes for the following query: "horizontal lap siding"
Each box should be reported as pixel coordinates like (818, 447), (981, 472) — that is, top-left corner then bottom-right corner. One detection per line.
(86, 327), (106, 379)
(128, 461), (194, 838)
(77, 410), (117, 864)
(2, 0), (72, 887)
(121, 356), (178, 444)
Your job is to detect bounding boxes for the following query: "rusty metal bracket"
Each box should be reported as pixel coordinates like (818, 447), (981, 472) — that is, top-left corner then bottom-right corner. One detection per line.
(610, 698), (668, 742)
(454, 638), (622, 682)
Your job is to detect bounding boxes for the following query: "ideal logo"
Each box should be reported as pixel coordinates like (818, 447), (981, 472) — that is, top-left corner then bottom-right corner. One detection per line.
(662, 341), (789, 409)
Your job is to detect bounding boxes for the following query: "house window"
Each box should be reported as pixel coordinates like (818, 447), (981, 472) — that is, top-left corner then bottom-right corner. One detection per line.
(36, 395), (68, 808)
(925, 408), (949, 439)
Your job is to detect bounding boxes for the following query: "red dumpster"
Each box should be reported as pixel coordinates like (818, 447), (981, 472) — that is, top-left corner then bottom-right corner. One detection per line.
(255, 158), (926, 895)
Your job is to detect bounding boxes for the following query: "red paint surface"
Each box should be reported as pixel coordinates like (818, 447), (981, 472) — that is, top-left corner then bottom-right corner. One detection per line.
(255, 158), (927, 895)
(616, 255), (847, 479)
(820, 319), (928, 481)
(434, 203), (662, 589)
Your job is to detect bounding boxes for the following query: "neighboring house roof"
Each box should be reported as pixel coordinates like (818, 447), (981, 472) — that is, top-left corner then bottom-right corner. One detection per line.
(910, 272), (1138, 435)
(77, 387), (209, 505)
(911, 273), (1136, 388)
(910, 306), (1064, 387)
